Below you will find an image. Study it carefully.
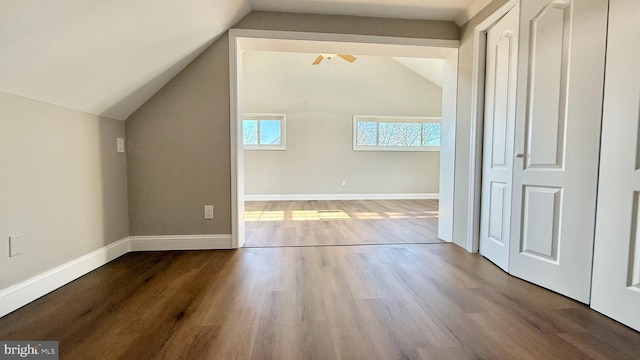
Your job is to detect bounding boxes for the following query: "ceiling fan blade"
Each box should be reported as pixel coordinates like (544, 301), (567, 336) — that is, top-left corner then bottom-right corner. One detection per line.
(312, 55), (324, 65)
(338, 54), (357, 63)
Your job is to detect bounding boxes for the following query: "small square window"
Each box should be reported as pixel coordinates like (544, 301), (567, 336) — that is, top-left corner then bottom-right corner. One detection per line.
(243, 113), (286, 150)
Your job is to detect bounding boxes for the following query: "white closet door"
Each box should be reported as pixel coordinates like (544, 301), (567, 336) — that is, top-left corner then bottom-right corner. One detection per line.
(508, 0), (608, 303)
(479, 5), (520, 271)
(591, 0), (640, 331)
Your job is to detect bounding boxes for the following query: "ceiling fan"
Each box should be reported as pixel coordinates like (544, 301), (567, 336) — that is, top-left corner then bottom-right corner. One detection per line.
(312, 54), (357, 65)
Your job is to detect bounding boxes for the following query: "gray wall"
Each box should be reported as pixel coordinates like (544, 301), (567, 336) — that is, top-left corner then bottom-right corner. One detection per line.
(126, 11), (460, 236)
(235, 11), (460, 39)
(126, 34), (232, 236)
(243, 51), (442, 196)
(0, 91), (128, 288)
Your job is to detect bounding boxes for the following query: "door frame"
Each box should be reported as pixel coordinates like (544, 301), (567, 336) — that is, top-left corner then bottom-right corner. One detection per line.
(229, 29), (460, 248)
(466, 0), (520, 252)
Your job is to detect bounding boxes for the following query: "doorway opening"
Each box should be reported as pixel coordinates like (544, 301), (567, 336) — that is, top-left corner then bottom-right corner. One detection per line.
(230, 30), (459, 248)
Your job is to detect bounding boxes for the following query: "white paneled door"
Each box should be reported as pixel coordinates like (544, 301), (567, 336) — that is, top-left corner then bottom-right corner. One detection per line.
(508, 0), (608, 303)
(591, 0), (640, 331)
(479, 5), (519, 271)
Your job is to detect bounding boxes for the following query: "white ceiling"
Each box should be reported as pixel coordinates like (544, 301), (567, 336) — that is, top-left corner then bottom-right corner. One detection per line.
(0, 0), (489, 120)
(250, 0), (491, 24)
(240, 38), (450, 87)
(392, 57), (444, 87)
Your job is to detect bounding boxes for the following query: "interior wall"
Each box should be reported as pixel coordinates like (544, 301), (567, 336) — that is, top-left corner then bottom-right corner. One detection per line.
(452, 0), (510, 249)
(126, 34), (232, 236)
(243, 51), (442, 196)
(234, 11), (460, 40)
(0, 91), (128, 289)
(126, 11), (460, 237)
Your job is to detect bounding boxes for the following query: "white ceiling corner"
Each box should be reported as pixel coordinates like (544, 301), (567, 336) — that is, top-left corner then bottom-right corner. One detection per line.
(0, 0), (484, 121)
(454, 0), (494, 26)
(392, 57), (444, 87)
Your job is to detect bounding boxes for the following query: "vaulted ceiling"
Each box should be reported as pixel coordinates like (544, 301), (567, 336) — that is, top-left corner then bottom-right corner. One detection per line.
(0, 0), (489, 120)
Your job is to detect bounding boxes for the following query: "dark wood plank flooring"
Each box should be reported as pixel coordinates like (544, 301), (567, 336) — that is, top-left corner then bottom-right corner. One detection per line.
(245, 199), (441, 247)
(1, 244), (639, 359)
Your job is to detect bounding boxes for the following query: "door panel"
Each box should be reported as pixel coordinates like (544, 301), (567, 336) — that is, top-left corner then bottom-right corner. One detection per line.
(591, 0), (640, 331)
(525, 2), (570, 169)
(509, 0), (608, 303)
(479, 5), (520, 271)
(490, 33), (514, 168)
(520, 186), (561, 262)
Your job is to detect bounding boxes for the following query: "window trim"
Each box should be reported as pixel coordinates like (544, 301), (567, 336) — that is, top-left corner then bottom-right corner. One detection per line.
(352, 115), (442, 152)
(243, 113), (287, 151)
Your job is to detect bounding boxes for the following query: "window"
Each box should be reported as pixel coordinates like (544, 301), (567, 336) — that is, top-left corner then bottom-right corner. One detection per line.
(353, 116), (441, 151)
(243, 113), (286, 150)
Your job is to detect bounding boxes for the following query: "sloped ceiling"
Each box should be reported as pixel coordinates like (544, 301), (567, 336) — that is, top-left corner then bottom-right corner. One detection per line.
(0, 0), (488, 121)
(0, 0), (251, 120)
(393, 57), (444, 87)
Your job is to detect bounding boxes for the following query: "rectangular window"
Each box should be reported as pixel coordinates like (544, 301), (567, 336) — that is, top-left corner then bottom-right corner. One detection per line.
(243, 113), (286, 150)
(353, 116), (441, 151)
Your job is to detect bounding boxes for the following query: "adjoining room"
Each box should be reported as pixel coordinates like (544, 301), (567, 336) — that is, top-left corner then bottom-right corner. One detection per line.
(238, 45), (456, 247)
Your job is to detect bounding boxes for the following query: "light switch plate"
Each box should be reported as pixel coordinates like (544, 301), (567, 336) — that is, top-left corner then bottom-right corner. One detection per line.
(117, 138), (125, 153)
(204, 205), (214, 219)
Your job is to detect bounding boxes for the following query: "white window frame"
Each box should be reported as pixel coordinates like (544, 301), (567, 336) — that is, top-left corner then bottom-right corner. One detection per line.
(243, 113), (286, 151)
(352, 115), (441, 152)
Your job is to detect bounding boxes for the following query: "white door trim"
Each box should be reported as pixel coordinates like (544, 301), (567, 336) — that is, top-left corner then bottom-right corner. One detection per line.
(229, 29), (460, 249)
(229, 30), (244, 249)
(467, 0), (520, 252)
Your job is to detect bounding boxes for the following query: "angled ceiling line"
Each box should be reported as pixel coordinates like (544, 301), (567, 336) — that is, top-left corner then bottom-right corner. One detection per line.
(0, 0), (490, 121)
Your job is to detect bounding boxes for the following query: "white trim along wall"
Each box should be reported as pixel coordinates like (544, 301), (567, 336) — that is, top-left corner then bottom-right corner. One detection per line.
(0, 235), (232, 318)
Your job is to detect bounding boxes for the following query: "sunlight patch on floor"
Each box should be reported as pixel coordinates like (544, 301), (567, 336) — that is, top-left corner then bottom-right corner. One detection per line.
(353, 212), (385, 220)
(291, 210), (351, 221)
(245, 209), (438, 222)
(245, 211), (285, 222)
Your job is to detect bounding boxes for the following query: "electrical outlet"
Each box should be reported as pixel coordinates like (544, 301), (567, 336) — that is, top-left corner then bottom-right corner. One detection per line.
(341, 180), (346, 187)
(9, 236), (23, 257)
(204, 205), (214, 219)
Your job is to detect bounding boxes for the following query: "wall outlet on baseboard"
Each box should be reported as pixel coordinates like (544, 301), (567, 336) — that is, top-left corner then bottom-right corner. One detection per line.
(9, 236), (24, 257)
(204, 205), (214, 219)
(341, 180), (346, 187)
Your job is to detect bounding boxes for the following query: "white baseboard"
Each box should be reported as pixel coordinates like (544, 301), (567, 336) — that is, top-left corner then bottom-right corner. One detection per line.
(244, 193), (439, 201)
(129, 234), (232, 251)
(0, 237), (130, 318)
(0, 234), (233, 318)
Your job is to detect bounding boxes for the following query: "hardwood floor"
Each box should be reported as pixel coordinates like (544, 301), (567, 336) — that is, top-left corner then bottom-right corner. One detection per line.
(1, 244), (639, 359)
(245, 199), (441, 247)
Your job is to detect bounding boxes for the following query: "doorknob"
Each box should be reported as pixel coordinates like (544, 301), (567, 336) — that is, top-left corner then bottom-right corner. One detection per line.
(515, 153), (524, 158)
